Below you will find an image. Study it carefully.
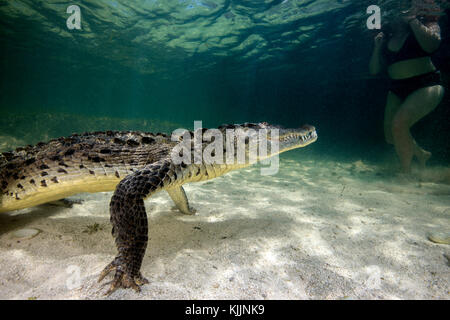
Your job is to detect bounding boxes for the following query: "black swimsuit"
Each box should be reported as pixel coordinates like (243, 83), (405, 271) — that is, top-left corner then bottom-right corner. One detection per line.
(384, 27), (441, 100)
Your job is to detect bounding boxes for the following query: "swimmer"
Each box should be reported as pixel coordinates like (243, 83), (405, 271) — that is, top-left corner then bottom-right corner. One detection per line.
(369, 0), (445, 174)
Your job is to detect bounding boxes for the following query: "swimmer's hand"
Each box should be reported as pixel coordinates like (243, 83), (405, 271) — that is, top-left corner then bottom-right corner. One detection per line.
(400, 7), (417, 24)
(374, 32), (385, 48)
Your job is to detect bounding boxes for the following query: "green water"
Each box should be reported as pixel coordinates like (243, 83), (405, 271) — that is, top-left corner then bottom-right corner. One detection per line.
(0, 0), (449, 159)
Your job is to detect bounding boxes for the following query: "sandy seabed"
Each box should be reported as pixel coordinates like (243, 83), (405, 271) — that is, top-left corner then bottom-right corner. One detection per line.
(0, 154), (449, 300)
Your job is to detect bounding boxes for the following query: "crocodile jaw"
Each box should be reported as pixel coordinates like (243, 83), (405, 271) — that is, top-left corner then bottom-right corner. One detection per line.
(276, 125), (318, 154)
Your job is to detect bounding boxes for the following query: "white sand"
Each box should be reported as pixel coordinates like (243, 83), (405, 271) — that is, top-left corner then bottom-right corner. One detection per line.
(0, 154), (449, 300)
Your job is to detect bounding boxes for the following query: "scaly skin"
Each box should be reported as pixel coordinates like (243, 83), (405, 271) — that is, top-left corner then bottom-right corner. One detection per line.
(0, 130), (174, 213)
(0, 122), (317, 294)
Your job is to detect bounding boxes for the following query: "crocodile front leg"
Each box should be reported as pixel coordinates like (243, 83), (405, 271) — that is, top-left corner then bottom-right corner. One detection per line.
(167, 186), (196, 215)
(98, 160), (172, 295)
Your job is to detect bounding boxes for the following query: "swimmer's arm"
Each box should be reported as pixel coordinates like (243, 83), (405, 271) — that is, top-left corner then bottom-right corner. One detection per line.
(369, 47), (383, 75)
(369, 39), (384, 75)
(409, 19), (441, 53)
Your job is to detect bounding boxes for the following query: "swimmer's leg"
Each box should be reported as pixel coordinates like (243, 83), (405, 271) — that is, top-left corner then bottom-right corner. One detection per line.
(412, 140), (431, 168)
(391, 85), (444, 173)
(384, 91), (402, 145)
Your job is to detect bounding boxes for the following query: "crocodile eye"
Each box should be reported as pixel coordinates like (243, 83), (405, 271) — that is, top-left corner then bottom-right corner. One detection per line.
(244, 123), (259, 129)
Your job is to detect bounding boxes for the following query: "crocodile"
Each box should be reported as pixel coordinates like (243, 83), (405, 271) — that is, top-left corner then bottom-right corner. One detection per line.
(0, 122), (317, 294)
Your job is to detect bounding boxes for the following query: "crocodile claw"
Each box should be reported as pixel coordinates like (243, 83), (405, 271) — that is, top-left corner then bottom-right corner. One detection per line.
(98, 260), (149, 296)
(171, 205), (197, 215)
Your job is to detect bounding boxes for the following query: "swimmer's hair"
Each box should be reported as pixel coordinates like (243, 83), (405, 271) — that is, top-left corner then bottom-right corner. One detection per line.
(415, 0), (442, 23)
